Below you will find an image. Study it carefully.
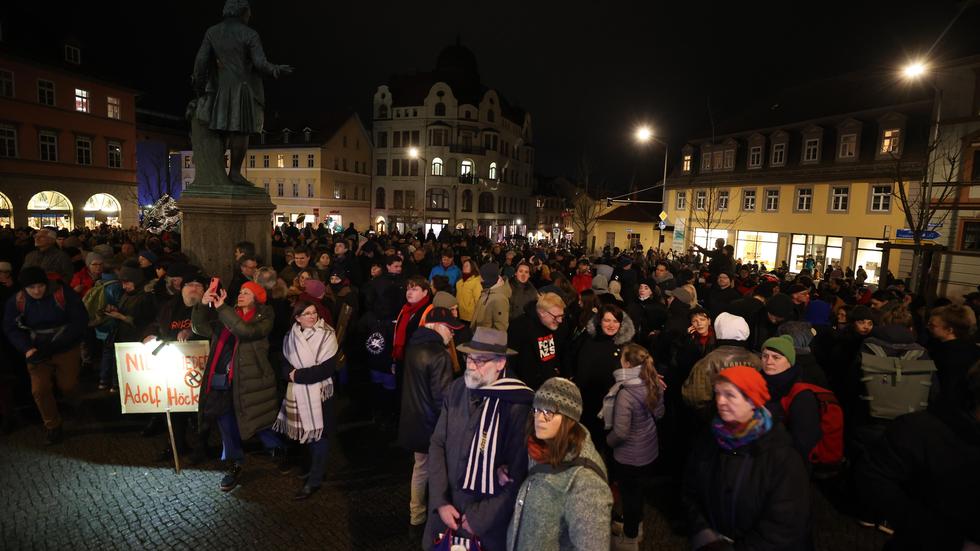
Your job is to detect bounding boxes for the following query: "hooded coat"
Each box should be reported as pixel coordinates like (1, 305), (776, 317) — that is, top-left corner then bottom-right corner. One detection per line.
(471, 278), (510, 332)
(574, 314), (636, 451)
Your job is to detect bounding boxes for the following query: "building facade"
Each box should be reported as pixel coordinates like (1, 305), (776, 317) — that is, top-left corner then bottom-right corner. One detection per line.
(660, 74), (942, 284)
(0, 47), (138, 229)
(371, 43), (534, 239)
(180, 112), (373, 231)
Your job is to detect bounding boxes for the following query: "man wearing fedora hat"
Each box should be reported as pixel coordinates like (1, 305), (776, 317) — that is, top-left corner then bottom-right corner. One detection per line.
(424, 327), (534, 550)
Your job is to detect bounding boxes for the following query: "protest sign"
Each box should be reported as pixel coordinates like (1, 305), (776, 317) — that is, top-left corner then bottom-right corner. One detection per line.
(114, 340), (209, 414)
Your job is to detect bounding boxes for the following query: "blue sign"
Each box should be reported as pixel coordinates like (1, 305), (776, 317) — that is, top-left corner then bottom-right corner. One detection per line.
(657, 220), (667, 230)
(896, 229), (941, 240)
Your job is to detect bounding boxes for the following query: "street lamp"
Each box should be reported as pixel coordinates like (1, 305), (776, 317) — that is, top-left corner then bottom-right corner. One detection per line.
(902, 61), (927, 79)
(408, 147), (427, 234)
(633, 125), (669, 206)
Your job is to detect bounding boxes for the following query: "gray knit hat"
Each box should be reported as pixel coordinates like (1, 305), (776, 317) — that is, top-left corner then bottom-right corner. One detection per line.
(85, 252), (104, 267)
(667, 285), (695, 306)
(433, 291), (458, 309)
(533, 377), (583, 423)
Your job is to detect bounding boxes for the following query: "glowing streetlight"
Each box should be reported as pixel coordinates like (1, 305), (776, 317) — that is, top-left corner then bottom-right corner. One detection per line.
(635, 126), (652, 143)
(902, 61), (927, 79)
(408, 147), (420, 159)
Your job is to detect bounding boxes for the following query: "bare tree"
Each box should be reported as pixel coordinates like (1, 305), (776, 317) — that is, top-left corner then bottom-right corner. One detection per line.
(568, 155), (608, 251)
(137, 142), (182, 206)
(688, 187), (744, 248)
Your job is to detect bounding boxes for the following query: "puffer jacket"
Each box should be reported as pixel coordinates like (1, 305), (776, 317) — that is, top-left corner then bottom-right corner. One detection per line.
(682, 343), (762, 413)
(471, 278), (510, 332)
(506, 432), (612, 551)
(606, 376), (665, 466)
(455, 274), (482, 322)
(193, 302), (279, 440)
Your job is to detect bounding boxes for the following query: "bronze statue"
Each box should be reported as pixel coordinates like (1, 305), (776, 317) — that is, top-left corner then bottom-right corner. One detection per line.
(189, 0), (292, 189)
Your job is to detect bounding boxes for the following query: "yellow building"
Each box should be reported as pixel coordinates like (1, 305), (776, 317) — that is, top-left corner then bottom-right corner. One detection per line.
(651, 78), (937, 284)
(180, 112), (373, 231)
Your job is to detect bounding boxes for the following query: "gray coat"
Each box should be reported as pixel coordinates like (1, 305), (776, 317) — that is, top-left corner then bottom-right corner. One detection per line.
(506, 433), (613, 551)
(471, 279), (510, 332)
(606, 381), (665, 466)
(425, 378), (531, 551)
(507, 279), (538, 321)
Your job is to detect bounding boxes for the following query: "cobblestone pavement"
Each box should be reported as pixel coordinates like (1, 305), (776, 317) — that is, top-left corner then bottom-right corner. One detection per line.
(0, 379), (889, 551)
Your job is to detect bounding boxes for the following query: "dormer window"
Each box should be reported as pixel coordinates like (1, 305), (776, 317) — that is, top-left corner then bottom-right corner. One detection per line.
(803, 138), (820, 162)
(723, 149), (734, 169)
(839, 134), (856, 158)
(682, 154), (692, 172)
(701, 149), (712, 171)
(749, 146), (762, 168)
(771, 143), (786, 166)
(282, 129), (291, 144)
(303, 128), (312, 143)
(64, 44), (81, 64)
(881, 129), (900, 154)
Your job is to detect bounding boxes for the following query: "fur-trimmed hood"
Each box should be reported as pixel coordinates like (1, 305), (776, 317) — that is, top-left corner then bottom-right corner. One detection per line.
(585, 312), (636, 345)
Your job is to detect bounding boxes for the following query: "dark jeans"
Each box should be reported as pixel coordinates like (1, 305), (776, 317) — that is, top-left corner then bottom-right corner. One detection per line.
(305, 437), (330, 489)
(215, 412), (283, 464)
(99, 337), (116, 386)
(613, 458), (655, 538)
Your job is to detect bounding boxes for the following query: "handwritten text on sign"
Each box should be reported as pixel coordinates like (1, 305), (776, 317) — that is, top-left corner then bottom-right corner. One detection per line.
(114, 341), (210, 414)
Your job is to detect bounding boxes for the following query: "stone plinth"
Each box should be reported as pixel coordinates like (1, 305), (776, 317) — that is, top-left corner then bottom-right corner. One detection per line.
(177, 193), (274, 283)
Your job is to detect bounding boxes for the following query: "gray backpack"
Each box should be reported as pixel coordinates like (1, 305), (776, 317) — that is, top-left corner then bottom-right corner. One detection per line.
(859, 342), (936, 420)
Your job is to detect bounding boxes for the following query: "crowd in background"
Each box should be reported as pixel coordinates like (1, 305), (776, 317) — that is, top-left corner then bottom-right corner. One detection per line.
(2, 222), (979, 551)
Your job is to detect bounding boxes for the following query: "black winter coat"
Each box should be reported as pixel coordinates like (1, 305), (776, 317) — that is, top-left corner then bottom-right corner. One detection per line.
(627, 296), (668, 350)
(927, 338), (980, 406)
(575, 315), (636, 451)
(398, 327), (454, 453)
(707, 286), (742, 319)
(857, 410), (980, 550)
(683, 424), (811, 550)
(506, 305), (565, 390)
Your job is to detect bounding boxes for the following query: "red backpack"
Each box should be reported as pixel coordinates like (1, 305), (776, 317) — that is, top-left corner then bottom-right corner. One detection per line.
(780, 383), (844, 470)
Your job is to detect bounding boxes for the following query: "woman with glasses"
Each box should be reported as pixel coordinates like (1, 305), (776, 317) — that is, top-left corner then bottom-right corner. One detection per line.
(506, 377), (612, 551)
(272, 301), (339, 500)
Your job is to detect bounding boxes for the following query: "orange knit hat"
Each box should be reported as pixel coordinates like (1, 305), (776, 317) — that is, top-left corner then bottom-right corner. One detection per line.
(241, 281), (267, 304)
(717, 365), (770, 408)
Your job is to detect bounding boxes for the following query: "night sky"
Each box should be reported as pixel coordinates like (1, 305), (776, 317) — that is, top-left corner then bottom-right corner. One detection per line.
(7, 0), (979, 190)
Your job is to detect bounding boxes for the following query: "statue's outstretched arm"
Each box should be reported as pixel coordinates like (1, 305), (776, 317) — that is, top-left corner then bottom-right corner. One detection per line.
(247, 32), (289, 77)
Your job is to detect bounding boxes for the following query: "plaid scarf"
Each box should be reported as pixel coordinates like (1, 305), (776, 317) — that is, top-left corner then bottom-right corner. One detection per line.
(273, 321), (338, 443)
(461, 377), (534, 496)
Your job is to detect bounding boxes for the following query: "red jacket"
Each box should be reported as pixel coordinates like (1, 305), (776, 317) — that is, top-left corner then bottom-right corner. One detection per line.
(70, 268), (96, 297)
(572, 273), (593, 294)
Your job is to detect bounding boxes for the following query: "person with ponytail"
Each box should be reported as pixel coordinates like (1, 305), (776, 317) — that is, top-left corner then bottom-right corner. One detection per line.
(603, 343), (666, 550)
(195, 281), (284, 492)
(682, 366), (811, 550)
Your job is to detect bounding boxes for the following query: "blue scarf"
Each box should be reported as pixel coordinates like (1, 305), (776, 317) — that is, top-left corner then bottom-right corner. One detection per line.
(461, 377), (534, 496)
(711, 407), (773, 451)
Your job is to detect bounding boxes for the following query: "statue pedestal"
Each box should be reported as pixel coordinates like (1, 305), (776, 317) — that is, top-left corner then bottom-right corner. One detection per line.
(177, 191), (274, 283)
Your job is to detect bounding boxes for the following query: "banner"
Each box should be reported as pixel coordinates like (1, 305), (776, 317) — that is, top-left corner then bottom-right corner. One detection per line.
(114, 340), (210, 414)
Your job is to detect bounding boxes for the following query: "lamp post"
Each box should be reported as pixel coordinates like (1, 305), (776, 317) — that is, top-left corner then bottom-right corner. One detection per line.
(635, 125), (669, 251)
(408, 147), (427, 234)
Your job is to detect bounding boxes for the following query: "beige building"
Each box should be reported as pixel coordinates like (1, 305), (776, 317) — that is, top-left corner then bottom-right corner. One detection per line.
(371, 43), (534, 239)
(180, 112), (373, 231)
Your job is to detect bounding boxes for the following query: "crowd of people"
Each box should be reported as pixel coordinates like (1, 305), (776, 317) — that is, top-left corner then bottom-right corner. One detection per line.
(2, 224), (979, 550)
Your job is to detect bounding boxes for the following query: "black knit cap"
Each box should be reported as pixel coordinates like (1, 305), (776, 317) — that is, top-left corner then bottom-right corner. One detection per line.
(848, 305), (875, 323)
(18, 266), (48, 287)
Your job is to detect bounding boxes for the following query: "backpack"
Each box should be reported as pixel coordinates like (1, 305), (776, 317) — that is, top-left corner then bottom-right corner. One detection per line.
(83, 279), (121, 327)
(779, 383), (844, 469)
(860, 342), (936, 420)
(15, 284), (66, 313)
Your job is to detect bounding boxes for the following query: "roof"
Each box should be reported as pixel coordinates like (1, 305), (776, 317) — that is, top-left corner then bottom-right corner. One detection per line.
(251, 111), (365, 148)
(598, 203), (662, 223)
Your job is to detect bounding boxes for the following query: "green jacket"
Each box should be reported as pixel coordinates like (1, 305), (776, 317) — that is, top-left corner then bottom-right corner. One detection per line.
(193, 303), (278, 440)
(506, 431), (613, 551)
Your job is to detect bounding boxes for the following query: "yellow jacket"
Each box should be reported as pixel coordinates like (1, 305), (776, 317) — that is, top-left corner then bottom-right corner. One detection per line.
(456, 274), (483, 323)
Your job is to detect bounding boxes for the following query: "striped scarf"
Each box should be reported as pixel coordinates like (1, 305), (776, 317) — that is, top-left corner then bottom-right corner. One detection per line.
(461, 377), (534, 496)
(272, 321), (338, 443)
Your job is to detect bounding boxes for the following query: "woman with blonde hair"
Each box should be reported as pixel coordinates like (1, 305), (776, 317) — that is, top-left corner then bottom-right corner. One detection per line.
(603, 343), (665, 550)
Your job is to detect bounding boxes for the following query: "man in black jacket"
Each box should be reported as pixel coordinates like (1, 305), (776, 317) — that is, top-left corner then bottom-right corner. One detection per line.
(506, 292), (567, 390)
(398, 307), (465, 534)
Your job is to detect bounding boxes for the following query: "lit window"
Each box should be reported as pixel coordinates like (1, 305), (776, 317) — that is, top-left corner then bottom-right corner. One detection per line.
(107, 96), (121, 119)
(675, 191), (686, 210)
(107, 141), (122, 168)
(75, 136), (92, 165)
(771, 143), (786, 166)
(488, 161), (497, 180)
(277, 154), (284, 168)
(871, 185), (892, 212)
(796, 188), (812, 211)
(839, 134), (856, 159)
(765, 189), (780, 211)
(432, 157), (444, 176)
(0, 124), (17, 158)
(881, 129), (900, 154)
(39, 131), (57, 161)
(712, 150), (724, 169)
(460, 159), (473, 176)
(682, 154), (692, 172)
(742, 189), (756, 211)
(748, 146), (762, 168)
(74, 88), (89, 112)
(831, 186), (849, 211)
(718, 191), (729, 210)
(184, 155), (192, 168)
(695, 190), (706, 210)
(38, 80), (55, 106)
(803, 138), (819, 162)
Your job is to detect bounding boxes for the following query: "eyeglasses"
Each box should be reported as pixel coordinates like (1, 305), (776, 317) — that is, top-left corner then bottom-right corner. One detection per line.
(532, 408), (557, 422)
(543, 310), (564, 322)
(466, 355), (499, 368)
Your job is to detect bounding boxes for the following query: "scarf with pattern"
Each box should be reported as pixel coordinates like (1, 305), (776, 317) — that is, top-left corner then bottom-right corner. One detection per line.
(711, 406), (773, 451)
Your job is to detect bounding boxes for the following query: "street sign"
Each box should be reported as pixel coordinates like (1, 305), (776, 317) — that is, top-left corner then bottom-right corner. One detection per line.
(896, 229), (941, 240)
(657, 220), (666, 230)
(658, 211), (668, 221)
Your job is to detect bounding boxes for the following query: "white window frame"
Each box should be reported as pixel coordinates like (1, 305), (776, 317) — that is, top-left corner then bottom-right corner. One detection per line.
(432, 157), (444, 176)
(695, 190), (707, 210)
(701, 151), (712, 171)
(37, 79), (55, 106)
(764, 188), (780, 211)
(675, 191), (687, 210)
(771, 143), (786, 166)
(742, 189), (756, 211)
(277, 182), (284, 196)
(803, 138), (820, 162)
(718, 190), (729, 211)
(796, 187), (813, 211)
(74, 88), (90, 113)
(39, 130), (57, 161)
(748, 146), (762, 168)
(839, 133), (856, 159)
(107, 96), (121, 119)
(248, 154), (255, 168)
(723, 149), (734, 169)
(830, 186), (849, 212)
(107, 140), (122, 168)
(870, 184), (892, 212)
(488, 161), (497, 180)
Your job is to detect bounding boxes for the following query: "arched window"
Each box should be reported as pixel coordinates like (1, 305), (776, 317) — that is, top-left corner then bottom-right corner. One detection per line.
(426, 188), (449, 211)
(82, 193), (122, 228)
(479, 192), (495, 213)
(375, 187), (386, 209)
(0, 191), (13, 227)
(462, 189), (473, 212)
(431, 157), (444, 176)
(434, 102), (446, 117)
(460, 159), (473, 175)
(487, 110), (495, 122)
(488, 162), (497, 180)
(27, 190), (73, 229)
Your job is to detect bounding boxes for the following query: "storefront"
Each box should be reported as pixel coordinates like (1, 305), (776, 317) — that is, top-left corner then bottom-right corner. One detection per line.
(425, 217), (449, 236)
(27, 191), (73, 229)
(693, 228), (729, 249)
(789, 234), (843, 273)
(82, 193), (122, 228)
(735, 230), (779, 269)
(0, 192), (12, 227)
(855, 238), (884, 284)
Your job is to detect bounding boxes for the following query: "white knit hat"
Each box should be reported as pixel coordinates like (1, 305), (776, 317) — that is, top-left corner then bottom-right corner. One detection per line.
(714, 312), (750, 341)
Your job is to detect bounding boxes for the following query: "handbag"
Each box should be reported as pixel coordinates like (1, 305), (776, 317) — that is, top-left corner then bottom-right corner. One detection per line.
(433, 529), (482, 551)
